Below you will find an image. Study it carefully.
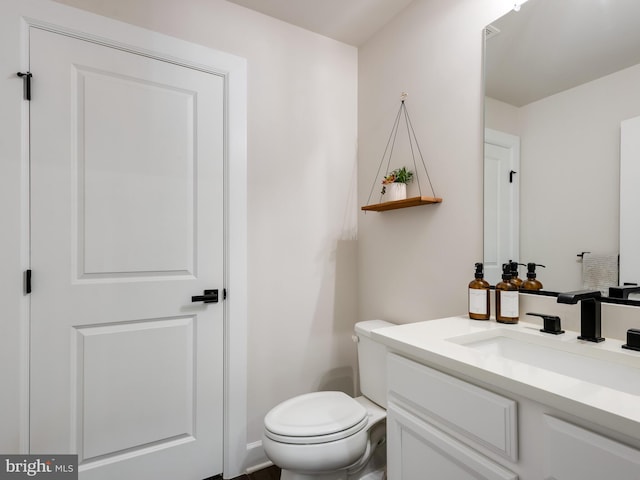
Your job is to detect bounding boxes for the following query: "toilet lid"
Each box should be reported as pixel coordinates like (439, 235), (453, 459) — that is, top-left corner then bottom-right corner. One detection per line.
(264, 391), (367, 442)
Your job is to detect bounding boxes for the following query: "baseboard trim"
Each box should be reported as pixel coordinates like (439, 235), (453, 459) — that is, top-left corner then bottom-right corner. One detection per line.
(243, 441), (272, 474)
(246, 461), (274, 475)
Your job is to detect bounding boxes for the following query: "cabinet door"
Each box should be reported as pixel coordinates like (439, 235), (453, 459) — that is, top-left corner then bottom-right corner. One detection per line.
(388, 404), (518, 480)
(544, 416), (640, 479)
(388, 353), (518, 461)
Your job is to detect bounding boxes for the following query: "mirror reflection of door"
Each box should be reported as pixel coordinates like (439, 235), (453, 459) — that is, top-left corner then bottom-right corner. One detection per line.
(484, 129), (520, 285)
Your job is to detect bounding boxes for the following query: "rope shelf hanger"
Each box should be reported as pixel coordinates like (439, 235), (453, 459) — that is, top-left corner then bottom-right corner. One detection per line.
(362, 92), (442, 212)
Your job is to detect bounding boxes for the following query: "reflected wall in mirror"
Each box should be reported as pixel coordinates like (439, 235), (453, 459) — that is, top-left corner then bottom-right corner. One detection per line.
(483, 0), (640, 293)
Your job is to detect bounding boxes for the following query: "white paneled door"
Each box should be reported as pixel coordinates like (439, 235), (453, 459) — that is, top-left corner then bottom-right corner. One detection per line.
(484, 129), (520, 286)
(29, 27), (224, 479)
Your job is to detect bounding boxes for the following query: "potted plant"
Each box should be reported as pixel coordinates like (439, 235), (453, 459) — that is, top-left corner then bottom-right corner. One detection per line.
(381, 167), (414, 201)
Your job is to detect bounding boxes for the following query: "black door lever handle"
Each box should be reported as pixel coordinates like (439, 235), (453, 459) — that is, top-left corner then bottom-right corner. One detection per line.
(191, 289), (219, 303)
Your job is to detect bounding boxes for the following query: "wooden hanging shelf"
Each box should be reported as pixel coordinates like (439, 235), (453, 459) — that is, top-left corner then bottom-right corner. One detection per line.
(363, 93), (441, 213)
(361, 196), (443, 212)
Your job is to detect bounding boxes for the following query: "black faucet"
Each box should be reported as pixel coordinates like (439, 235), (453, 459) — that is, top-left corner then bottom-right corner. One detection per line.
(556, 290), (604, 342)
(608, 284), (640, 299)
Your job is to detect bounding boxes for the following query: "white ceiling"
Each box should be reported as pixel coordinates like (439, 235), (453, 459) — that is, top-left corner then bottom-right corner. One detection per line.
(225, 0), (415, 46)
(225, 0), (640, 106)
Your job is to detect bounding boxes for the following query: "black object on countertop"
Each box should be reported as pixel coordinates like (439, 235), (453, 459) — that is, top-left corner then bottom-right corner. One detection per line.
(557, 290), (604, 342)
(622, 329), (640, 352)
(526, 312), (565, 335)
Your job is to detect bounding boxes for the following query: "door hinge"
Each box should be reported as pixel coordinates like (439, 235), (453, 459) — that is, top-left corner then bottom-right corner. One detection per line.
(25, 269), (32, 294)
(223, 288), (227, 300)
(17, 72), (33, 101)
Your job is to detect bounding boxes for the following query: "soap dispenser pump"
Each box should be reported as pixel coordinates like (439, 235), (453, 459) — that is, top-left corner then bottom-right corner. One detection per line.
(508, 260), (525, 288)
(522, 263), (546, 291)
(468, 262), (490, 320)
(496, 263), (519, 324)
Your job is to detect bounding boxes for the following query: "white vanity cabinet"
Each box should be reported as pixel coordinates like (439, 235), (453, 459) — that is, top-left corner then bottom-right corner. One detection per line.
(373, 317), (640, 479)
(543, 416), (640, 479)
(386, 351), (640, 480)
(387, 353), (518, 479)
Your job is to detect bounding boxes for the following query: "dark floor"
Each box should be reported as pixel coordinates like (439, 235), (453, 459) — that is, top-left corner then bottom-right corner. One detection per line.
(206, 464), (280, 480)
(231, 465), (280, 480)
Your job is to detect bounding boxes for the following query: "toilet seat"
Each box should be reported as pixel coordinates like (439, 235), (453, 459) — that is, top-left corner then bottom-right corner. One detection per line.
(264, 391), (368, 445)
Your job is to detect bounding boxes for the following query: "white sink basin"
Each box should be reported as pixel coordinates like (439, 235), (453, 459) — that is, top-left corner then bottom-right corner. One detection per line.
(448, 328), (640, 396)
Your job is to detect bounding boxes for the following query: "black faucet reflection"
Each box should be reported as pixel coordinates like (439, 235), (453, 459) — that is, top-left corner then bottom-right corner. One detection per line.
(556, 290), (604, 342)
(608, 284), (640, 299)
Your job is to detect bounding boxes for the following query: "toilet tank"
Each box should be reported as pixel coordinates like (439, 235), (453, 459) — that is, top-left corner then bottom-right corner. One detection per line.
(354, 320), (394, 408)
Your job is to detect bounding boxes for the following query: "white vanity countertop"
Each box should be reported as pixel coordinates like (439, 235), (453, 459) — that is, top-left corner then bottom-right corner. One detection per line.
(371, 316), (640, 440)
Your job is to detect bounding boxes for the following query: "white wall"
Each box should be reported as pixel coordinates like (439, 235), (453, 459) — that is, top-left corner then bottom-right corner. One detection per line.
(358, 0), (514, 324)
(486, 62), (640, 292)
(45, 0), (359, 453)
(0, 4), (28, 454)
(485, 97), (519, 137)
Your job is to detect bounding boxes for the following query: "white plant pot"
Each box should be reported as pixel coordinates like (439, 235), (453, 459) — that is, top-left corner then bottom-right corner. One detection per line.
(384, 182), (407, 201)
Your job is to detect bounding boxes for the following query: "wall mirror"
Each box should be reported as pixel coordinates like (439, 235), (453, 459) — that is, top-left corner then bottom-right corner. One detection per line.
(483, 0), (640, 293)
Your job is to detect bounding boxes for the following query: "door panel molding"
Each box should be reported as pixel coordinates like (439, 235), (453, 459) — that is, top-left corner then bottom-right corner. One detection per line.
(75, 66), (197, 277)
(74, 316), (196, 462)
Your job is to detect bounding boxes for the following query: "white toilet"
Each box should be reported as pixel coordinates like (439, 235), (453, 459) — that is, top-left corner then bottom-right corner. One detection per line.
(262, 320), (392, 480)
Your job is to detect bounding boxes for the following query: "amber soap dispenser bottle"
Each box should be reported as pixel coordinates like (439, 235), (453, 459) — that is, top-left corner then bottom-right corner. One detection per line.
(496, 263), (519, 324)
(522, 263), (546, 291)
(469, 262), (491, 320)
